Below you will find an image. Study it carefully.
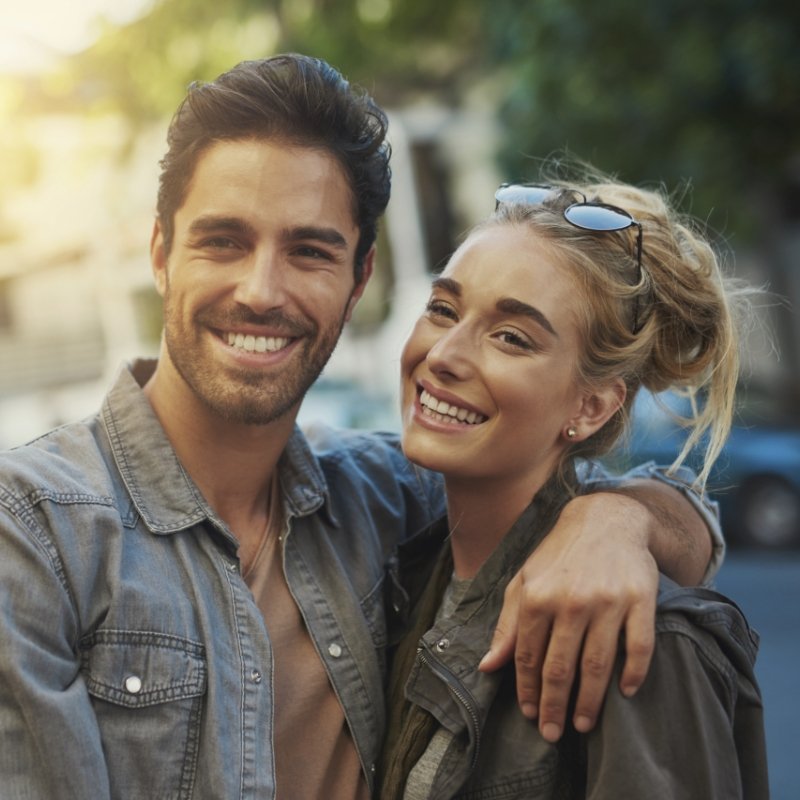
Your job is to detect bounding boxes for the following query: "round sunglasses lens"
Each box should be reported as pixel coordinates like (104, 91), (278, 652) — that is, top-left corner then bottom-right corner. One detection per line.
(565, 203), (633, 231)
(495, 185), (553, 206)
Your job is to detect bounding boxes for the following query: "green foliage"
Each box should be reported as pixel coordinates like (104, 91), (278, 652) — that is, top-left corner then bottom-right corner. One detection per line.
(51, 0), (486, 119)
(17, 0), (799, 240)
(483, 0), (800, 238)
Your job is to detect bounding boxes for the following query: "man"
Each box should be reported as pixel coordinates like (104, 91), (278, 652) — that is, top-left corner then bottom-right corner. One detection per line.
(0, 54), (719, 798)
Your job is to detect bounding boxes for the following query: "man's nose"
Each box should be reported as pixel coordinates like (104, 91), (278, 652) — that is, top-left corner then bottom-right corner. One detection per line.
(233, 250), (289, 313)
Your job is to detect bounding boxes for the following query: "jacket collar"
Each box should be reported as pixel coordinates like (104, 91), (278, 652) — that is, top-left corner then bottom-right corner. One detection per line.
(101, 359), (332, 536)
(387, 472), (574, 644)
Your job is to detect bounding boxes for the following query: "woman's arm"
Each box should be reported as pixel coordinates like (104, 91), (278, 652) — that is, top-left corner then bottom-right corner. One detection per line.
(480, 467), (719, 742)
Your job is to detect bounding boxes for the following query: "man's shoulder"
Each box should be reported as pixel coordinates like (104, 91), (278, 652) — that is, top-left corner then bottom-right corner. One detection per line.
(303, 423), (402, 461)
(0, 415), (112, 502)
(300, 423), (443, 498)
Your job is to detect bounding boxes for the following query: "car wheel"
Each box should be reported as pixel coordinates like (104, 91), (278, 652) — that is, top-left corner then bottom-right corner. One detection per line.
(730, 474), (800, 549)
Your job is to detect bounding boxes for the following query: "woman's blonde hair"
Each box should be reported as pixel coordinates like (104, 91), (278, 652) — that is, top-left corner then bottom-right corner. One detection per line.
(487, 168), (753, 488)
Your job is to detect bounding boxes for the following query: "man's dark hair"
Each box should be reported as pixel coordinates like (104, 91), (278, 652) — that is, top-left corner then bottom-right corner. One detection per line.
(156, 53), (391, 281)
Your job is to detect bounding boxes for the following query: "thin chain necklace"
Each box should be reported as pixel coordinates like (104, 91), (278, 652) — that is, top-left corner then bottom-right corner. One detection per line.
(242, 472), (282, 578)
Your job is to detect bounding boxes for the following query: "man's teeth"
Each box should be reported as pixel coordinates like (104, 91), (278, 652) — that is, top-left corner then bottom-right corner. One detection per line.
(419, 389), (486, 425)
(226, 332), (290, 353)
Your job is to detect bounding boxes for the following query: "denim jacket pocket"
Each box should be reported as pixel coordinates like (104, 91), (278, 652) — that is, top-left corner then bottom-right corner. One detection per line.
(80, 630), (207, 800)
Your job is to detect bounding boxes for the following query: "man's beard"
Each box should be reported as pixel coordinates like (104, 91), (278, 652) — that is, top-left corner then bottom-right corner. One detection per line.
(162, 299), (348, 426)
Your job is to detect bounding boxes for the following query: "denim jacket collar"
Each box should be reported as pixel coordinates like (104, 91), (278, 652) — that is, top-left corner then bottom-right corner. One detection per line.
(101, 360), (334, 537)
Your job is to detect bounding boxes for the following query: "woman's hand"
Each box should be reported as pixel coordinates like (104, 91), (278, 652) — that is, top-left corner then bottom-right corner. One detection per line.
(478, 487), (702, 742)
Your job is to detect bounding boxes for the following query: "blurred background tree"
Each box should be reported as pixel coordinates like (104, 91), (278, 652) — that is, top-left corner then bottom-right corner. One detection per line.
(487, 0), (800, 238)
(6, 0), (800, 398)
(25, 0), (799, 236)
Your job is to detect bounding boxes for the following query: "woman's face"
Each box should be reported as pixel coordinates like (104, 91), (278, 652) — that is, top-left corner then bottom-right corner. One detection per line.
(400, 223), (590, 490)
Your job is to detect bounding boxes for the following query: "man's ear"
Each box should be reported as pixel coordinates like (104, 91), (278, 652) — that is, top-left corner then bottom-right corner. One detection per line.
(344, 245), (375, 322)
(150, 220), (168, 297)
(569, 378), (627, 441)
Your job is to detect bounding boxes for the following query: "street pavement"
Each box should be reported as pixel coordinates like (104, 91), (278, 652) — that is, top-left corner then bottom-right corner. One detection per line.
(715, 549), (800, 800)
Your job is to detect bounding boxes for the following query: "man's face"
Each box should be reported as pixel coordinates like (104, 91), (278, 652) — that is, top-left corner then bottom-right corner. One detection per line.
(150, 138), (371, 426)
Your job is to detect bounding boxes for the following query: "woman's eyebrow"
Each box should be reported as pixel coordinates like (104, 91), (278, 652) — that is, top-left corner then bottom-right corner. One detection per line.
(496, 297), (558, 337)
(432, 275), (557, 336)
(431, 276), (461, 295)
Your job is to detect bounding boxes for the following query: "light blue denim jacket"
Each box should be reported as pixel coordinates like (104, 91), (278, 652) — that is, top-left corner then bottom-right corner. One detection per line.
(0, 360), (723, 799)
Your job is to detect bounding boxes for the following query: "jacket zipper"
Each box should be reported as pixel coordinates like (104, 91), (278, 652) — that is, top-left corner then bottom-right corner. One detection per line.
(417, 645), (482, 770)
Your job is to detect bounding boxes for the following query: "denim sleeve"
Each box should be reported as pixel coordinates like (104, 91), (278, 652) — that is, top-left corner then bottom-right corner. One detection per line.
(576, 460), (724, 584)
(0, 505), (111, 798)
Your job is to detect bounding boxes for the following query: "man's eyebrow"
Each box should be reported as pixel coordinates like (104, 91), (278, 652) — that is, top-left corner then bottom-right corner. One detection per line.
(284, 226), (349, 250)
(187, 215), (257, 237)
(186, 218), (349, 251)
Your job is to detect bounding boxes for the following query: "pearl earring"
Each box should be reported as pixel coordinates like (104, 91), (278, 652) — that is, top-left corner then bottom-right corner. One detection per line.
(567, 427), (577, 439)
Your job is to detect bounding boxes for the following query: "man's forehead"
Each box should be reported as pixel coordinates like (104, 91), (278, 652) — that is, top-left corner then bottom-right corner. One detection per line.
(179, 139), (359, 235)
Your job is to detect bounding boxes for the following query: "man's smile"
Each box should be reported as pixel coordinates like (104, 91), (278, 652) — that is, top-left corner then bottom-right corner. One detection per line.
(224, 331), (293, 353)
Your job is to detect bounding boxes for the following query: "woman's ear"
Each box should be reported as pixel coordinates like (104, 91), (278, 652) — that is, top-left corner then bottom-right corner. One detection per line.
(568, 378), (627, 441)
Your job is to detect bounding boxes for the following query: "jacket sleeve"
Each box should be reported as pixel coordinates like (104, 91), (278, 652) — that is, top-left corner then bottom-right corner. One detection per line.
(0, 504), (111, 799)
(577, 459), (725, 584)
(584, 611), (768, 800)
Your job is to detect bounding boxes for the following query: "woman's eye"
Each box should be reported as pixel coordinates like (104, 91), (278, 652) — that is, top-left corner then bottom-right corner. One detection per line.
(498, 330), (535, 351)
(425, 299), (457, 320)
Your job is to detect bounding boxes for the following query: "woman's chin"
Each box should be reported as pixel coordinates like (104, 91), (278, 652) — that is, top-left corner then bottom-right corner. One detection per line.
(401, 430), (451, 475)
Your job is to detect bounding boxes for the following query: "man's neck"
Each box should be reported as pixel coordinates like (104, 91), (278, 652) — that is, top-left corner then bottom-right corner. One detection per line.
(142, 358), (297, 546)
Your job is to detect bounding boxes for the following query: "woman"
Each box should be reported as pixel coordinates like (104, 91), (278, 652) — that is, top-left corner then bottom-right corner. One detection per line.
(378, 177), (768, 798)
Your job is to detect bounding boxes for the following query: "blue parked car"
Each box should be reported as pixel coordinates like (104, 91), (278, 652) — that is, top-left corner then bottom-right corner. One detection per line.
(610, 389), (800, 550)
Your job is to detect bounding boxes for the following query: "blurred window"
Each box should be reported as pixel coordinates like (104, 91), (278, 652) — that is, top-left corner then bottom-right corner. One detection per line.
(411, 140), (456, 274)
(0, 281), (12, 333)
(131, 287), (163, 349)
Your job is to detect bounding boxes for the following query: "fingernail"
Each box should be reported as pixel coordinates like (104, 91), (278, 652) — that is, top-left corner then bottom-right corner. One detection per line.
(621, 684), (638, 698)
(521, 702), (538, 719)
(574, 715), (592, 732)
(541, 722), (561, 742)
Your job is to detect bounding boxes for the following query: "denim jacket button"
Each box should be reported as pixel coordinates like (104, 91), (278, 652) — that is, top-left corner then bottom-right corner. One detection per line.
(124, 675), (143, 694)
(327, 643), (343, 658)
(250, 669), (262, 684)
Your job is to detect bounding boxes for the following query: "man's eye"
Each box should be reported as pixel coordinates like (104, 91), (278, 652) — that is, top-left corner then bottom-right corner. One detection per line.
(201, 237), (239, 249)
(293, 246), (333, 261)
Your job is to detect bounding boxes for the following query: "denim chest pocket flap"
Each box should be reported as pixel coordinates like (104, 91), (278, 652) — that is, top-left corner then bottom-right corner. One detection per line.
(81, 630), (207, 708)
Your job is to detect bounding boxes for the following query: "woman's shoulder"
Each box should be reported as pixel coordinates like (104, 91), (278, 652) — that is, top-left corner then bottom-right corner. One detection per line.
(654, 575), (760, 687)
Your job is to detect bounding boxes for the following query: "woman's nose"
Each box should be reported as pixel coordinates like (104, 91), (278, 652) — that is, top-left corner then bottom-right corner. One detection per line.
(426, 325), (476, 380)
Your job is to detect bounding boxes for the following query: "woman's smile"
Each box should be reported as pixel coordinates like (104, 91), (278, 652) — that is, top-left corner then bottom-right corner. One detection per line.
(417, 385), (488, 427)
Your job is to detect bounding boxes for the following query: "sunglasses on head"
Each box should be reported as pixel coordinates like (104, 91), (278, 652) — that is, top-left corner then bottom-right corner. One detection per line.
(494, 183), (645, 333)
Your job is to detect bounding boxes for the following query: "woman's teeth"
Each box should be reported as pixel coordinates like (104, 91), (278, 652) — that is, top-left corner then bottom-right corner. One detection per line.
(420, 389), (486, 425)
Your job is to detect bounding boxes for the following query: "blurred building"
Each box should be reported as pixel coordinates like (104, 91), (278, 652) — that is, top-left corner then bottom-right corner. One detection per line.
(0, 103), (501, 446)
